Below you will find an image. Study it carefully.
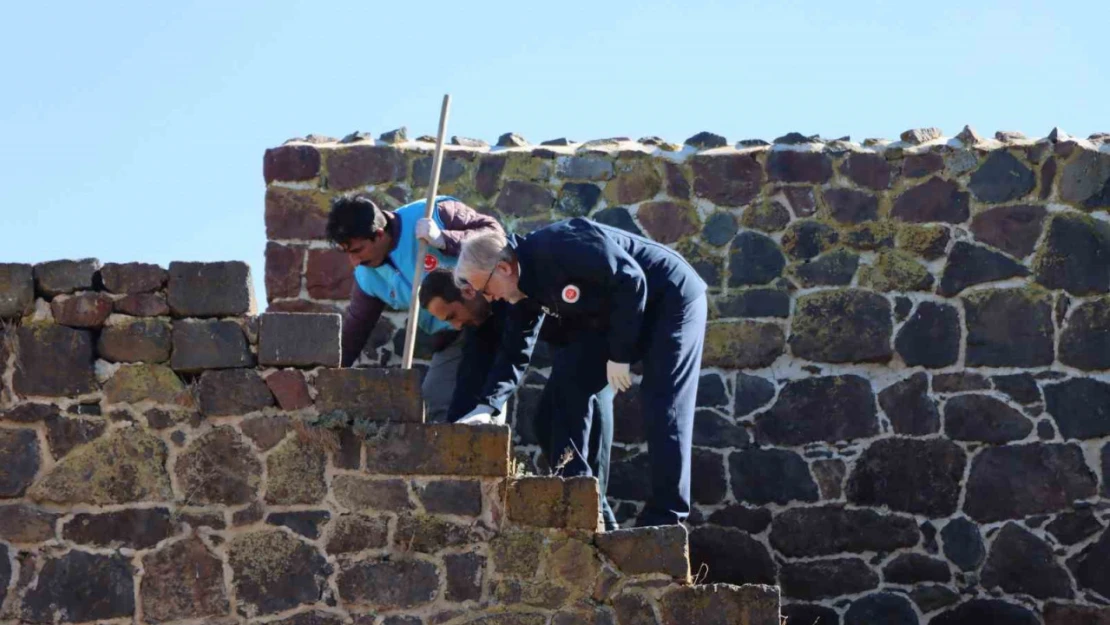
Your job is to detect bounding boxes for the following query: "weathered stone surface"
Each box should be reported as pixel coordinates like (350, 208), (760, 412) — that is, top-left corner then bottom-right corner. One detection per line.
(756, 375), (877, 445)
(44, 414), (105, 458)
(845, 593), (919, 625)
(1060, 297), (1110, 370)
(688, 525), (775, 585)
(266, 510), (330, 538)
(782, 220), (839, 260)
(707, 504), (772, 534)
(1034, 212), (1110, 295)
(603, 161), (662, 205)
(612, 593), (656, 625)
(1059, 147), (1110, 208)
(770, 506), (919, 557)
(171, 319), (253, 372)
(793, 248), (859, 286)
(596, 526), (689, 579)
(326, 514), (389, 553)
(892, 177), (970, 223)
(741, 200), (791, 232)
(492, 578), (571, 610)
(970, 204), (1046, 258)
(229, 530), (328, 616)
(880, 373), (941, 435)
(315, 368), (423, 423)
(901, 127), (942, 144)
(842, 152), (893, 189)
(49, 292), (113, 328)
(767, 150), (833, 183)
(30, 427), (171, 504)
(304, 248), (352, 299)
(263, 373), (311, 415)
(444, 552), (485, 602)
(362, 423), (508, 476)
(103, 363), (188, 405)
(823, 188), (879, 224)
(100, 262), (166, 294)
(264, 144), (320, 182)
(339, 557), (438, 610)
(265, 243), (304, 301)
(782, 604), (840, 625)
(909, 585), (960, 614)
(903, 152), (945, 178)
(933, 372), (991, 393)
(199, 369), (274, 416)
(636, 201), (699, 244)
(780, 558), (878, 600)
(325, 145), (405, 189)
(702, 321), (784, 368)
(474, 154), (507, 199)
(556, 156), (613, 181)
(33, 259), (99, 296)
(733, 373), (775, 418)
(1104, 443), (1110, 497)
(64, 507), (175, 549)
(175, 427), (261, 506)
(0, 428), (39, 497)
(114, 292), (170, 317)
(21, 550), (134, 623)
(691, 153), (763, 206)
(883, 553), (951, 584)
(714, 289), (790, 319)
(412, 154), (467, 187)
(1044, 604), (1110, 625)
(266, 438), (326, 504)
(1043, 378), (1110, 440)
(685, 131), (727, 149)
(729, 448), (818, 505)
(847, 438), (966, 517)
(693, 411), (749, 448)
(844, 220), (897, 250)
(263, 187), (330, 240)
(414, 479), (483, 516)
(964, 443), (1097, 522)
(728, 231), (785, 286)
(0, 263), (34, 318)
(1, 402), (59, 423)
(258, 313), (341, 367)
(1046, 509), (1104, 546)
(167, 261), (253, 318)
(557, 182), (602, 217)
(939, 517), (985, 572)
(591, 206), (645, 236)
(691, 448), (728, 504)
(896, 224), (950, 259)
(779, 185), (817, 217)
(944, 394), (1033, 443)
(981, 522), (1073, 599)
(969, 151), (1036, 203)
(333, 476), (413, 512)
(964, 288), (1054, 367)
(13, 324), (96, 396)
(811, 458), (846, 499)
(939, 242), (1029, 297)
(659, 584), (779, 625)
(1074, 528), (1110, 599)
(98, 318), (172, 363)
(861, 249), (934, 292)
(931, 599), (1039, 625)
(664, 161), (691, 200)
(396, 513), (491, 554)
(0, 504), (59, 542)
(789, 290), (892, 363)
(508, 477), (598, 530)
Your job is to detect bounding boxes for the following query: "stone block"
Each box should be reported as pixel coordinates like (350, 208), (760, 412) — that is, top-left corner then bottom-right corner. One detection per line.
(964, 288), (1054, 367)
(846, 438), (966, 517)
(755, 375), (878, 445)
(1044, 604), (1110, 625)
(496, 181), (557, 217)
(258, 312), (341, 367)
(239, 415), (291, 451)
(981, 522), (1073, 599)
(229, 530), (329, 616)
(198, 369), (273, 416)
(1033, 212), (1110, 296)
(333, 475), (414, 512)
(879, 372), (941, 435)
(50, 292), (113, 327)
(939, 241), (1029, 296)
(823, 187), (879, 224)
(305, 248), (353, 299)
(895, 301), (960, 367)
(604, 161), (662, 205)
(266, 438), (327, 505)
(44, 413), (105, 458)
(0, 428), (40, 497)
(175, 427), (262, 506)
(883, 553), (951, 584)
(767, 150), (833, 183)
(361, 423), (509, 477)
(932, 599), (1040, 625)
(944, 394), (1033, 443)
(595, 526), (689, 580)
(1044, 378), (1110, 439)
(263, 143), (321, 183)
(782, 220), (839, 260)
(789, 289), (892, 363)
(770, 506), (919, 557)
(490, 529), (545, 578)
(267, 510), (331, 538)
(97, 318), (172, 363)
(659, 584), (780, 625)
(0, 263), (34, 319)
(0, 504), (59, 543)
(13, 324), (97, 397)
(636, 201), (699, 244)
(33, 258), (99, 296)
(741, 200), (791, 233)
(114, 292), (170, 317)
(265, 370), (312, 410)
(265, 187), (330, 240)
(691, 153), (763, 207)
(970, 204), (1046, 258)
(507, 476), (599, 530)
(324, 145), (405, 190)
(171, 319), (253, 372)
(415, 479), (483, 516)
(103, 363), (190, 405)
(969, 151), (1036, 203)
(860, 249), (934, 292)
(728, 231), (785, 286)
(964, 443), (1097, 522)
(702, 321), (784, 368)
(444, 552), (486, 603)
(326, 514), (390, 553)
(29, 426), (171, 505)
(780, 557), (878, 600)
(1059, 297), (1110, 370)
(394, 513), (492, 553)
(63, 508), (177, 549)
(337, 558), (439, 610)
(689, 525), (775, 586)
(20, 551), (134, 623)
(100, 262), (167, 294)
(844, 593), (919, 625)
(892, 177), (970, 223)
(729, 448), (818, 505)
(167, 261), (255, 317)
(793, 248), (859, 286)
(265, 242), (305, 300)
(141, 537), (228, 623)
(314, 368), (423, 422)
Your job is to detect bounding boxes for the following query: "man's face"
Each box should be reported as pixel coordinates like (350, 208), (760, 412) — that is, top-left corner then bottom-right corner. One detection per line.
(340, 231), (390, 268)
(462, 261), (525, 304)
(426, 293), (491, 330)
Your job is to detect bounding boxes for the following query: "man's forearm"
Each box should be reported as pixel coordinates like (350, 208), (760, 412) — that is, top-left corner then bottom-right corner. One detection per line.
(436, 199), (503, 256)
(341, 284), (385, 366)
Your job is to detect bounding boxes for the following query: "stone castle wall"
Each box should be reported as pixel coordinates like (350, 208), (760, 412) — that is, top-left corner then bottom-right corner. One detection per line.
(0, 260), (778, 625)
(262, 126), (1110, 625)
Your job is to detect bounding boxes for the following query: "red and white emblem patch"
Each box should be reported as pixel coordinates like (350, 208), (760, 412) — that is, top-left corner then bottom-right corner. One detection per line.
(561, 285), (580, 303)
(423, 253), (438, 272)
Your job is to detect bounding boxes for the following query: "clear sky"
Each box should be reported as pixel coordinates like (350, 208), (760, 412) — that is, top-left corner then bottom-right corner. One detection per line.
(1, 1), (1105, 308)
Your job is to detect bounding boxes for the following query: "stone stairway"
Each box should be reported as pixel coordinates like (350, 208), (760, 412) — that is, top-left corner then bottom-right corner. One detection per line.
(0, 259), (780, 625)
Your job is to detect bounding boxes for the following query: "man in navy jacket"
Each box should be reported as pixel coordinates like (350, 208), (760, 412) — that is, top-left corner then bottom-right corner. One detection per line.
(454, 218), (707, 527)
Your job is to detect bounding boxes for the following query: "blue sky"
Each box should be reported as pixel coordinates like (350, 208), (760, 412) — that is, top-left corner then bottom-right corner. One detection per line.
(1, 1), (1105, 308)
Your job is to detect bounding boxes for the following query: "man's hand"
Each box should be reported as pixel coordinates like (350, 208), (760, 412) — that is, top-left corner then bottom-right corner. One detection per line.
(416, 218), (446, 249)
(457, 404), (495, 425)
(606, 361), (632, 393)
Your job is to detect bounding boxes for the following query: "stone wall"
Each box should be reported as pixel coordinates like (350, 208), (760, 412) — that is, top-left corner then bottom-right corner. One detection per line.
(0, 260), (778, 625)
(262, 126), (1110, 625)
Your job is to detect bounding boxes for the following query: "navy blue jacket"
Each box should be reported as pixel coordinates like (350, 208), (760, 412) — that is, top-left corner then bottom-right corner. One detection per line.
(477, 218), (706, 410)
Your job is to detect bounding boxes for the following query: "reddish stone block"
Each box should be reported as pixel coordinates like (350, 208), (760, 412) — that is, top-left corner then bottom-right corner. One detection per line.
(314, 368), (422, 422)
(305, 249), (353, 300)
(265, 243), (305, 301)
(114, 293), (170, 317)
(198, 369), (274, 416)
(324, 145), (406, 190)
(97, 319), (172, 363)
(636, 201), (699, 244)
(14, 324), (97, 397)
(595, 526), (690, 580)
(691, 154), (763, 207)
(259, 313), (341, 367)
(50, 293), (113, 328)
(33, 259), (99, 296)
(99, 262), (166, 294)
(507, 476), (599, 530)
(240, 415), (292, 451)
(363, 423), (510, 477)
(767, 150), (833, 184)
(263, 144), (321, 183)
(265, 187), (331, 240)
(168, 261), (255, 318)
(265, 370), (312, 411)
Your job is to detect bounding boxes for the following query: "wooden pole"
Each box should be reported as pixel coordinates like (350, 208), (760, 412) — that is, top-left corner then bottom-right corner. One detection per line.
(401, 94), (451, 370)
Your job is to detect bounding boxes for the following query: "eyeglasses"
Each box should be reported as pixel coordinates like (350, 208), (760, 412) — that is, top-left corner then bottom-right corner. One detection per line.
(464, 263), (499, 299)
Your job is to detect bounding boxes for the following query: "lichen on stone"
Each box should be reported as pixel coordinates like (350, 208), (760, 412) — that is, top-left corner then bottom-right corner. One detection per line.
(860, 250), (935, 292)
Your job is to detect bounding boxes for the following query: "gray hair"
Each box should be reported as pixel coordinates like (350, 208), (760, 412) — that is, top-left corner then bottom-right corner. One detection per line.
(454, 231), (512, 288)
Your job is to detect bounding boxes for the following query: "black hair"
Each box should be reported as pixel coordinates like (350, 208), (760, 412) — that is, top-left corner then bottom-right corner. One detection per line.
(325, 193), (388, 246)
(420, 268), (464, 307)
